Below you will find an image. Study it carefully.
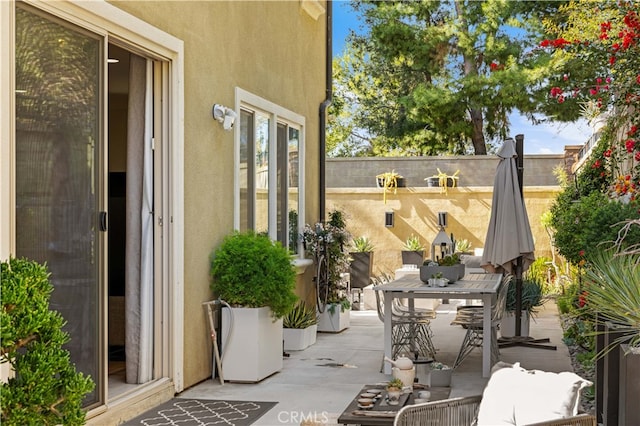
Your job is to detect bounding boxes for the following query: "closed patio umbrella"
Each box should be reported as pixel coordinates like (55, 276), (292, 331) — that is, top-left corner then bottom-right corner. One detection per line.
(481, 135), (555, 349)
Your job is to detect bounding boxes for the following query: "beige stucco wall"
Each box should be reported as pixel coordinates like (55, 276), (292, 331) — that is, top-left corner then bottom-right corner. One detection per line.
(110, 1), (326, 388)
(326, 185), (560, 276)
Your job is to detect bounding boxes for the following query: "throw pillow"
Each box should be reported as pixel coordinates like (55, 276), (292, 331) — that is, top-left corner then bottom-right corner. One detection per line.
(475, 363), (592, 426)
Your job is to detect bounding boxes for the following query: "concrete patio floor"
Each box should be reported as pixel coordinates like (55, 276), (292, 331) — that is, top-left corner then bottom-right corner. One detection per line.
(179, 300), (573, 425)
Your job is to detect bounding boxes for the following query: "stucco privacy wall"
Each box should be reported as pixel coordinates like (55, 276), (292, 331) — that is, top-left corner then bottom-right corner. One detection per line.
(325, 156), (563, 275)
(110, 1), (326, 388)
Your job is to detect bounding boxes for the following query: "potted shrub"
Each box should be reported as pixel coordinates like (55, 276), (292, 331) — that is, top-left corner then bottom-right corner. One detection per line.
(1, 257), (95, 425)
(210, 230), (297, 382)
(350, 236), (375, 291)
(420, 254), (465, 283)
(402, 234), (425, 266)
(303, 210), (352, 332)
(283, 301), (318, 351)
(500, 275), (545, 338)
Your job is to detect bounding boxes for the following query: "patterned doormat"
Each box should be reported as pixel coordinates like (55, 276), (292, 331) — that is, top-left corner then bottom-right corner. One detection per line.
(123, 399), (277, 426)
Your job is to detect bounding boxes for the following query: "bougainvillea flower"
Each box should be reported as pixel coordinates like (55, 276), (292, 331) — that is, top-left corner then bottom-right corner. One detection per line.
(604, 149), (612, 157)
(625, 139), (635, 152)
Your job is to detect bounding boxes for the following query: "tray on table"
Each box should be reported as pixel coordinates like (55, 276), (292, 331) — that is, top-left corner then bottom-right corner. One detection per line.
(337, 384), (450, 426)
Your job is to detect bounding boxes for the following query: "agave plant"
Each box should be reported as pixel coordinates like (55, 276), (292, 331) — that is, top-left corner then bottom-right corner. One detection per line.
(283, 301), (317, 329)
(583, 251), (640, 355)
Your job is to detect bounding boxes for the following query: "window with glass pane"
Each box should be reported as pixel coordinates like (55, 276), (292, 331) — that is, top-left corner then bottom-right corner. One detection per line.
(237, 98), (303, 253)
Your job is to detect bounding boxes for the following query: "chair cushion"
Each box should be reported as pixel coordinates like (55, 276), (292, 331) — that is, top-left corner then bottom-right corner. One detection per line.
(476, 363), (592, 426)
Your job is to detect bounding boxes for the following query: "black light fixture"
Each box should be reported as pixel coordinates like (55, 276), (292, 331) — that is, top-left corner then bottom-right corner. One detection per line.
(385, 211), (394, 228)
(437, 211), (447, 228)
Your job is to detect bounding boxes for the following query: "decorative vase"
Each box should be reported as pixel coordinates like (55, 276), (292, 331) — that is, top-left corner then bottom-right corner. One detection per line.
(386, 389), (401, 405)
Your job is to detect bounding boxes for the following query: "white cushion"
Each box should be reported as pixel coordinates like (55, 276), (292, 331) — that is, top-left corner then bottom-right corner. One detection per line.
(476, 363), (592, 426)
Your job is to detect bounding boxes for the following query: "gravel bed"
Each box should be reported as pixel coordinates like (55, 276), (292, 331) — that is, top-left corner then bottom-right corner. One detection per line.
(560, 314), (596, 416)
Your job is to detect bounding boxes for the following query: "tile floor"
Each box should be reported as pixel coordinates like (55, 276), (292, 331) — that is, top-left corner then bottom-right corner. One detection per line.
(178, 300), (573, 425)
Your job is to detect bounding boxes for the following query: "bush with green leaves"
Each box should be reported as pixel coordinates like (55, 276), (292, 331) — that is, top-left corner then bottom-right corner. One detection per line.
(550, 190), (640, 264)
(210, 230), (298, 319)
(1, 257), (94, 426)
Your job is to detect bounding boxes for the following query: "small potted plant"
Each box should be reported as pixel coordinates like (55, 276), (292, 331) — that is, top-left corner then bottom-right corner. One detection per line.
(283, 301), (318, 351)
(420, 254), (465, 283)
(402, 234), (425, 266)
(427, 362), (452, 387)
(303, 210), (352, 332)
(501, 275), (545, 338)
(350, 236), (375, 290)
(386, 378), (404, 405)
(376, 170), (404, 204)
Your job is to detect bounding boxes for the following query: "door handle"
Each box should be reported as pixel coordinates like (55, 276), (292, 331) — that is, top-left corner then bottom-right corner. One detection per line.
(99, 211), (108, 232)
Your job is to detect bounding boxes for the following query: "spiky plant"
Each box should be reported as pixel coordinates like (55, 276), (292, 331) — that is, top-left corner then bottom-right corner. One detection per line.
(583, 251), (640, 355)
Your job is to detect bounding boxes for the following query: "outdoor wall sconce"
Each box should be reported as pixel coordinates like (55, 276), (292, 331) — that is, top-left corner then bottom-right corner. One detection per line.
(438, 211), (448, 228)
(212, 104), (237, 131)
(385, 211), (394, 228)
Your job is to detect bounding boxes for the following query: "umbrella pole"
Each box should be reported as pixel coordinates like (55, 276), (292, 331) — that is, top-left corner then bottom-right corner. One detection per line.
(499, 135), (556, 350)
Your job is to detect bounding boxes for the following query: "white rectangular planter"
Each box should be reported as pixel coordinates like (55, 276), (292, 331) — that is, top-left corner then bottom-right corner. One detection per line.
(317, 306), (350, 332)
(283, 325), (317, 351)
(220, 306), (283, 382)
(500, 311), (531, 338)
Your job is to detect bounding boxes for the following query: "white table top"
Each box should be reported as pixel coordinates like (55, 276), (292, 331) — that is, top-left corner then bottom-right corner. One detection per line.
(376, 273), (503, 295)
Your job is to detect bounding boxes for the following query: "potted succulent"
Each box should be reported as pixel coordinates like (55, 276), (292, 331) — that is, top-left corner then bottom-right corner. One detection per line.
(350, 236), (375, 290)
(585, 249), (640, 424)
(210, 230), (298, 382)
(427, 362), (452, 387)
(420, 254), (465, 283)
(500, 275), (545, 338)
(386, 378), (404, 405)
(402, 234), (425, 267)
(303, 210), (352, 332)
(376, 170), (404, 204)
(283, 301), (318, 351)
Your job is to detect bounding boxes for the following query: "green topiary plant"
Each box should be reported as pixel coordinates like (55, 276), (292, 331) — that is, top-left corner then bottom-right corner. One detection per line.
(210, 230), (298, 319)
(1, 257), (94, 426)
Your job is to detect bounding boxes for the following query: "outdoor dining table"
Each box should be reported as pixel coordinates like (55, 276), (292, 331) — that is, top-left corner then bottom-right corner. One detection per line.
(377, 273), (503, 378)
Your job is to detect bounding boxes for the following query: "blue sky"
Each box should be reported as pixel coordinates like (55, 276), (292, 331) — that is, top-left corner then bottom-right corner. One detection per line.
(331, 1), (592, 155)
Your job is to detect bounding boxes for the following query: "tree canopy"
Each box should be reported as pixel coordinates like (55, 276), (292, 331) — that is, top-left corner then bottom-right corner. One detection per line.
(328, 0), (570, 156)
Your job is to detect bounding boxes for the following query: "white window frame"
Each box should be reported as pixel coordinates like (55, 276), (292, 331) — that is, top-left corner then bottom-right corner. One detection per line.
(234, 88), (306, 256)
(1, 0), (185, 392)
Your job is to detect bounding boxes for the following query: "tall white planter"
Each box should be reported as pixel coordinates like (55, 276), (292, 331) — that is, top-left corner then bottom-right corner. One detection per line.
(500, 311), (531, 338)
(283, 325), (317, 351)
(317, 305), (350, 332)
(220, 306), (283, 382)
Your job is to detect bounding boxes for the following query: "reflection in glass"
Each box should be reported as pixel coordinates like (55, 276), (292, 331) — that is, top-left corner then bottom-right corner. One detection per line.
(15, 6), (101, 405)
(255, 114), (269, 235)
(288, 127), (299, 253)
(239, 110), (253, 231)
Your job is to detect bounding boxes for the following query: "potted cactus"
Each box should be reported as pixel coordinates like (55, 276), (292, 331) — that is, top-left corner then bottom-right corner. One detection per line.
(402, 234), (425, 267)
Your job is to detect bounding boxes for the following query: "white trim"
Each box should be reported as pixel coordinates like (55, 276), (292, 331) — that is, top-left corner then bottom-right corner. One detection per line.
(4, 0), (185, 396)
(0, 1), (14, 261)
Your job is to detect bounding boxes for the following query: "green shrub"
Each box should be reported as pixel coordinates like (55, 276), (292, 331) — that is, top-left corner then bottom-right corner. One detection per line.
(550, 191), (640, 264)
(1, 257), (94, 426)
(210, 230), (298, 319)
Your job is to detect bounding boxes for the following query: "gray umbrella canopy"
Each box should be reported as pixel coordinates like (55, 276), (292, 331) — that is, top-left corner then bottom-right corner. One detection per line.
(481, 138), (535, 274)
